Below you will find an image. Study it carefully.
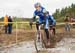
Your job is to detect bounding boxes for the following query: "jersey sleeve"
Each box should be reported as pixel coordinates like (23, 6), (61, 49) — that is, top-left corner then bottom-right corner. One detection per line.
(33, 11), (37, 16)
(42, 9), (46, 13)
(49, 15), (56, 25)
(32, 11), (37, 22)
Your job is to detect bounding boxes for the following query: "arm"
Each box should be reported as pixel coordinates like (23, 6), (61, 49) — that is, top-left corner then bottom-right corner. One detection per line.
(32, 11), (37, 22)
(49, 15), (56, 25)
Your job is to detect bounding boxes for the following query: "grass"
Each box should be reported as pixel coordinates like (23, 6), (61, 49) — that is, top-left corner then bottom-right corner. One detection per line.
(0, 21), (75, 48)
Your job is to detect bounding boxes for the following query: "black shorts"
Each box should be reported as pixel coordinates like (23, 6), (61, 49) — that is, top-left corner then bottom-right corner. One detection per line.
(49, 26), (53, 30)
(49, 25), (55, 30)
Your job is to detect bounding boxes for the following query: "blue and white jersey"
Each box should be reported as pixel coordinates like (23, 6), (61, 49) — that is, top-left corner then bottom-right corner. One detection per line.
(44, 16), (49, 29)
(34, 7), (46, 23)
(48, 15), (56, 25)
(44, 15), (56, 29)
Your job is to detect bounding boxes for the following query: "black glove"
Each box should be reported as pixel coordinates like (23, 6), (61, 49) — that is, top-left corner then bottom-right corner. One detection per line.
(32, 16), (36, 22)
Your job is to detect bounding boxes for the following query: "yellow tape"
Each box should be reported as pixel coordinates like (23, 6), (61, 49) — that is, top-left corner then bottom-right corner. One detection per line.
(0, 22), (75, 25)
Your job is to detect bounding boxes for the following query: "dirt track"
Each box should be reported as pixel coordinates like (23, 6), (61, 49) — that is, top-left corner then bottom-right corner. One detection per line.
(0, 28), (75, 53)
(0, 28), (75, 46)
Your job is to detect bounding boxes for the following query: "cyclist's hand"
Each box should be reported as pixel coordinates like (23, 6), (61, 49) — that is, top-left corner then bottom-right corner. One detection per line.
(33, 16), (39, 22)
(32, 16), (36, 22)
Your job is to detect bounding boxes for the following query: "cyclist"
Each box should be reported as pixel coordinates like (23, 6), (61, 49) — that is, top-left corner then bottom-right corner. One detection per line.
(47, 12), (56, 35)
(43, 11), (56, 45)
(33, 2), (46, 41)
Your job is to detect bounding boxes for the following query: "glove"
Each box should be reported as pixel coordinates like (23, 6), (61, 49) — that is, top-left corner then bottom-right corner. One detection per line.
(32, 16), (36, 22)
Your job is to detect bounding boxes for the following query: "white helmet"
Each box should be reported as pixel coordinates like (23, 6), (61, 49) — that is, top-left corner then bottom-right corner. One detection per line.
(34, 2), (41, 7)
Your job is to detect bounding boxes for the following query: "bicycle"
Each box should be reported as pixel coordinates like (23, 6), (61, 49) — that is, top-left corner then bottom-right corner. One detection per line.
(34, 23), (46, 53)
(34, 23), (56, 53)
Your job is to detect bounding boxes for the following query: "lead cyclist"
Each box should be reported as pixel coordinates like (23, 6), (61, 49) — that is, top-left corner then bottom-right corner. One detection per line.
(32, 2), (56, 45)
(32, 2), (47, 42)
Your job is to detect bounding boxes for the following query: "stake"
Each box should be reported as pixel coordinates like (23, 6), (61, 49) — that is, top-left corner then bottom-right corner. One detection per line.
(16, 22), (18, 44)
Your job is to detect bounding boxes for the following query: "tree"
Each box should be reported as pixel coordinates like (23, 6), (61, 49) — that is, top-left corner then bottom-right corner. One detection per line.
(53, 3), (75, 22)
(53, 9), (60, 19)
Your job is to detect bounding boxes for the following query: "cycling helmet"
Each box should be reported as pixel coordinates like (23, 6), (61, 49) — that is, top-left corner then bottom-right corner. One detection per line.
(34, 2), (41, 7)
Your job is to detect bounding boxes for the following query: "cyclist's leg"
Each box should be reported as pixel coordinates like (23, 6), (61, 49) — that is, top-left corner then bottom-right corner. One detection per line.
(53, 26), (56, 35)
(44, 29), (49, 40)
(36, 22), (43, 42)
(36, 22), (40, 42)
(49, 26), (53, 36)
(49, 26), (55, 43)
(36, 22), (39, 31)
(44, 29), (50, 46)
(49, 25), (56, 43)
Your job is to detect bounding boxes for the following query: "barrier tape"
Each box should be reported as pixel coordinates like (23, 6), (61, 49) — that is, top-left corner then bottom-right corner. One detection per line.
(0, 22), (75, 25)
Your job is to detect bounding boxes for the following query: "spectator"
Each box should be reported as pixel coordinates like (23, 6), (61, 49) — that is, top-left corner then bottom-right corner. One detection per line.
(4, 15), (8, 34)
(8, 16), (13, 34)
(64, 16), (70, 32)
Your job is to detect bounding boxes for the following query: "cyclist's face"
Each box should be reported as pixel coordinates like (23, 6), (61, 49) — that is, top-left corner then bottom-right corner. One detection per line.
(35, 6), (41, 11)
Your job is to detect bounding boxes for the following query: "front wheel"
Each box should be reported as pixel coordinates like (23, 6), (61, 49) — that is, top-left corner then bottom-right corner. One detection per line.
(34, 32), (44, 53)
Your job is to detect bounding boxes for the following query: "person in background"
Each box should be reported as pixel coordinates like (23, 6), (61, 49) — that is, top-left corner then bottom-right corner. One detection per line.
(8, 16), (13, 34)
(4, 15), (8, 34)
(64, 16), (70, 32)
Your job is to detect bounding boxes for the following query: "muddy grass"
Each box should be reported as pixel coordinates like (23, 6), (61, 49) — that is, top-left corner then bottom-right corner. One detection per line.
(0, 28), (75, 53)
(0, 28), (75, 47)
(0, 29), (36, 46)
